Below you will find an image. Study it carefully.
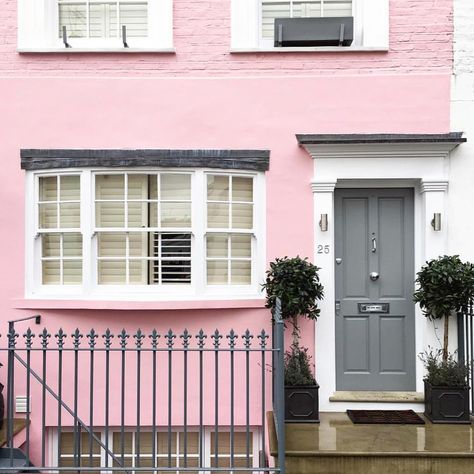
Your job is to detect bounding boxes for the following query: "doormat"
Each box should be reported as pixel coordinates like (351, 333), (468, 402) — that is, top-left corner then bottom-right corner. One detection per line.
(346, 409), (425, 425)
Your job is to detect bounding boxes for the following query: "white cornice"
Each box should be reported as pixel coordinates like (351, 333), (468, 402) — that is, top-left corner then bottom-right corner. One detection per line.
(420, 180), (449, 193)
(302, 143), (455, 161)
(311, 180), (338, 193)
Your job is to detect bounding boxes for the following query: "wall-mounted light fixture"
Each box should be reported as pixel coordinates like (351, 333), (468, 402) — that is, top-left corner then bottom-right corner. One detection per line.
(431, 213), (442, 231)
(319, 214), (328, 232)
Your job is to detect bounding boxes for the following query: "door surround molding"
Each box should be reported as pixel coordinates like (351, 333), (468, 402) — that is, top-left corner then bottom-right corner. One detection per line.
(301, 140), (462, 411)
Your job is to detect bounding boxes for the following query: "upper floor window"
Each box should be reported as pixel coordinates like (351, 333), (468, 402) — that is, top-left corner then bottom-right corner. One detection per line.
(18, 0), (173, 51)
(27, 169), (265, 299)
(231, 0), (388, 51)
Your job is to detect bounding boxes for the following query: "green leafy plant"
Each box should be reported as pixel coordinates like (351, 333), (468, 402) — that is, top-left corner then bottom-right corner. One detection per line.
(284, 343), (316, 386)
(262, 256), (324, 342)
(419, 349), (469, 387)
(414, 255), (474, 361)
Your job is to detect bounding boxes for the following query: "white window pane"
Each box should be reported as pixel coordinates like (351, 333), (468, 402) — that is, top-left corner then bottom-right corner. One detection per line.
(161, 202), (191, 228)
(63, 260), (82, 284)
(207, 260), (228, 285)
(231, 261), (251, 285)
(207, 203), (229, 228)
(178, 433), (199, 454)
(60, 203), (80, 228)
(322, 0), (352, 17)
(161, 174), (191, 201)
(98, 260), (126, 284)
(96, 175), (125, 200)
(129, 259), (148, 284)
(129, 232), (148, 257)
(149, 202), (158, 227)
(39, 203), (57, 229)
(127, 174), (149, 199)
(161, 234), (192, 258)
(89, 2), (118, 38)
(231, 204), (253, 229)
(59, 2), (87, 38)
(207, 175), (229, 201)
(232, 177), (253, 202)
(42, 233), (60, 258)
(39, 177), (57, 201)
(60, 175), (80, 201)
(63, 233), (83, 257)
(261, 1), (291, 39)
(120, 2), (148, 38)
(293, 1), (322, 17)
(42, 260), (60, 285)
(98, 233), (126, 257)
(96, 202), (125, 227)
(162, 260), (192, 284)
(207, 234), (228, 258)
(128, 201), (148, 227)
(231, 234), (251, 258)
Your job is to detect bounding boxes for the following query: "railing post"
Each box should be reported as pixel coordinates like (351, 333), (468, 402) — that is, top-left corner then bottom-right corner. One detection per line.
(274, 298), (285, 474)
(6, 321), (16, 467)
(457, 311), (465, 363)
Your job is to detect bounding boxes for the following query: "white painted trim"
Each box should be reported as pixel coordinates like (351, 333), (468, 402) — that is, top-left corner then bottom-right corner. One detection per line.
(18, 48), (176, 53)
(230, 46), (388, 53)
(309, 143), (452, 412)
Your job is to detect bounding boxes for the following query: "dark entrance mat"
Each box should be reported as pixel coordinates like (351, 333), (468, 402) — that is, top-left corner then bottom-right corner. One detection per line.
(346, 409), (425, 425)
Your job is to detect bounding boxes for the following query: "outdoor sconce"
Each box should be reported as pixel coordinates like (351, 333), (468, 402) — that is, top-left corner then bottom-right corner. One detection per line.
(319, 214), (328, 232)
(431, 213), (442, 231)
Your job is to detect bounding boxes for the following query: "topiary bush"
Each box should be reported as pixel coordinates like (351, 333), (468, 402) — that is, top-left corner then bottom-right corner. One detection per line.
(414, 255), (474, 361)
(284, 343), (316, 386)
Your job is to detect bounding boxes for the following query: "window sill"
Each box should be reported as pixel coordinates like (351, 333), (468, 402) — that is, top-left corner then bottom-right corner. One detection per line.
(17, 48), (176, 54)
(230, 46), (388, 53)
(13, 298), (266, 311)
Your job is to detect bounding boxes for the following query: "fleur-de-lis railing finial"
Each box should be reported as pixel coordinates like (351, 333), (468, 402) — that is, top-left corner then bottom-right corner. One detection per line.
(103, 329), (114, 349)
(242, 329), (253, 349)
(227, 329), (238, 349)
(72, 329), (83, 349)
(118, 329), (129, 349)
(211, 329), (222, 349)
(257, 329), (269, 349)
(149, 329), (160, 349)
(55, 328), (67, 349)
(196, 329), (207, 349)
(87, 329), (98, 349)
(180, 329), (191, 349)
(7, 327), (18, 349)
(165, 329), (176, 349)
(40, 328), (51, 349)
(24, 328), (35, 349)
(134, 329), (145, 349)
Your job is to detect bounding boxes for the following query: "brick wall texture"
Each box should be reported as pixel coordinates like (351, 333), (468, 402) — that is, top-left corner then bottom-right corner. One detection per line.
(454, 0), (474, 74)
(0, 0), (454, 77)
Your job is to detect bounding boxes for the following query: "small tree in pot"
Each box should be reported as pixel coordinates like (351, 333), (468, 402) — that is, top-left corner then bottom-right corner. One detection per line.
(414, 255), (474, 423)
(263, 256), (324, 423)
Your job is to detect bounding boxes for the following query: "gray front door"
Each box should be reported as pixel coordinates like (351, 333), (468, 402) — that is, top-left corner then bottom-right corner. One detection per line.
(335, 188), (416, 391)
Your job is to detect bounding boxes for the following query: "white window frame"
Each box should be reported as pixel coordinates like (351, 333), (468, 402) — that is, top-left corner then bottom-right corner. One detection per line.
(49, 427), (262, 472)
(18, 0), (174, 52)
(231, 0), (388, 52)
(25, 168), (266, 301)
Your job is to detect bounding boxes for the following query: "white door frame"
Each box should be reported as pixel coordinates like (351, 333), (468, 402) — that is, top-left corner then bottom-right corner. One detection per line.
(302, 142), (460, 411)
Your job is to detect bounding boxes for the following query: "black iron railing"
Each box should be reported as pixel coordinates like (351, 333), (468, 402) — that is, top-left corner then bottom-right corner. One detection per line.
(1, 301), (285, 473)
(458, 300), (474, 414)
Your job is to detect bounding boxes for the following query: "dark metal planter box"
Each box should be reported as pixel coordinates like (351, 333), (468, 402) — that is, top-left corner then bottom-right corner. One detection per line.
(424, 381), (471, 424)
(274, 17), (354, 47)
(285, 384), (320, 423)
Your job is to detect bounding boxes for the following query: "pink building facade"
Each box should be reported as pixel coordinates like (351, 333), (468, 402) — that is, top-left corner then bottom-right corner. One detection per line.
(0, 0), (465, 470)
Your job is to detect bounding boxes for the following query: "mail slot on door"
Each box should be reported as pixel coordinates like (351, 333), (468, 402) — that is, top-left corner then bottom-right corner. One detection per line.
(358, 303), (390, 314)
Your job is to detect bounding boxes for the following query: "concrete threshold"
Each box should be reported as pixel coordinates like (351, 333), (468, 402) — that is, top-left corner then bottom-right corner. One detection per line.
(329, 391), (424, 403)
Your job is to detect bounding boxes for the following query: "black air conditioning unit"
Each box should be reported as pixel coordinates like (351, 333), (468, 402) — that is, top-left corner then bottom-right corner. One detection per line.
(274, 17), (354, 47)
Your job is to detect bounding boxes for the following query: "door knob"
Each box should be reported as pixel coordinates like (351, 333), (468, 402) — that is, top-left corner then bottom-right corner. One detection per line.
(369, 272), (379, 281)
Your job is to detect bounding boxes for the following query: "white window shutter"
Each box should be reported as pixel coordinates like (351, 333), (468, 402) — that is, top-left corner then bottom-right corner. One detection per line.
(150, 0), (173, 48)
(231, 0), (259, 50)
(362, 0), (389, 49)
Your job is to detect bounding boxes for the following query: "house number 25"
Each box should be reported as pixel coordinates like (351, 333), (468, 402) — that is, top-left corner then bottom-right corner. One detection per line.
(317, 245), (330, 254)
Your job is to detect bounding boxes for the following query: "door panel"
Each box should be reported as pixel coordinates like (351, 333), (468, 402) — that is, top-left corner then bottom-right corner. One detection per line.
(335, 188), (415, 391)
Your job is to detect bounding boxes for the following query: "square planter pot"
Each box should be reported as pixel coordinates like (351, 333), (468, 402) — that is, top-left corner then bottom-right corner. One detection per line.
(285, 384), (319, 423)
(424, 381), (471, 424)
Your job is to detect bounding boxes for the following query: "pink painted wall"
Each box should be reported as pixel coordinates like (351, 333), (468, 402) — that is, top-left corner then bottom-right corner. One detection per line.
(1, 0), (453, 77)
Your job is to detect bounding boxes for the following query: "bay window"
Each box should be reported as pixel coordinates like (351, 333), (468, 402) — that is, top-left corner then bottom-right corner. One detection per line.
(27, 168), (265, 299)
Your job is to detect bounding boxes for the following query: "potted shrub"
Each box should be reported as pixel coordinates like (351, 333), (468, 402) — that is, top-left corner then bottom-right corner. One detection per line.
(414, 255), (474, 423)
(263, 256), (324, 423)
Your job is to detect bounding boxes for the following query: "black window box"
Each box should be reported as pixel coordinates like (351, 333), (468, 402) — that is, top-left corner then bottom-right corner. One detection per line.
(274, 17), (354, 47)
